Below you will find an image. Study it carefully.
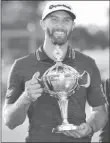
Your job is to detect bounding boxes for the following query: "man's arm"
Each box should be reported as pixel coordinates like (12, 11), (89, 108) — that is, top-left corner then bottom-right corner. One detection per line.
(3, 91), (31, 129)
(3, 72), (43, 129)
(3, 59), (43, 130)
(62, 104), (108, 138)
(87, 104), (108, 133)
(86, 59), (108, 133)
(3, 60), (30, 129)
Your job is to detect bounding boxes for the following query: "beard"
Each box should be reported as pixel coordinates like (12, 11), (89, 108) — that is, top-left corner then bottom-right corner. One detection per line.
(47, 28), (72, 46)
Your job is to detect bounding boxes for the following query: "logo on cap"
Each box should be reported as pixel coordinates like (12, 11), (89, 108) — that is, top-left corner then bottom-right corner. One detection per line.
(49, 4), (71, 10)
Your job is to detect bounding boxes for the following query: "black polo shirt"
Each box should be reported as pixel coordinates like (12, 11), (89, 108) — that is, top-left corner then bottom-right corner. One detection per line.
(6, 45), (106, 142)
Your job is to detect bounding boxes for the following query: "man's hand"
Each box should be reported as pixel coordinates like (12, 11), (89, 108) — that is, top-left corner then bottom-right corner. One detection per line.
(62, 123), (93, 138)
(24, 72), (43, 102)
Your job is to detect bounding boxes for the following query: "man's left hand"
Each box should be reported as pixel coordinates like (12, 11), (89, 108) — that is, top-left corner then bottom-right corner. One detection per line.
(62, 123), (93, 138)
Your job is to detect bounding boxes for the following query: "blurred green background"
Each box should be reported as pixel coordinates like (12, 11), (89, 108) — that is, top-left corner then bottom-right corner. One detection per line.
(1, 1), (109, 142)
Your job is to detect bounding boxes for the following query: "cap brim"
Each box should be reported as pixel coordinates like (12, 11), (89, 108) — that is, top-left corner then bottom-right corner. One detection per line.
(42, 9), (76, 20)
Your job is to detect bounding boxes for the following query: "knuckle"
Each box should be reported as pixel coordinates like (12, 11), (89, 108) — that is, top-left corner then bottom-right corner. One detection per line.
(40, 88), (43, 92)
(25, 81), (28, 87)
(36, 89), (42, 94)
(32, 93), (41, 99)
(36, 83), (40, 88)
(25, 80), (31, 87)
(37, 93), (41, 97)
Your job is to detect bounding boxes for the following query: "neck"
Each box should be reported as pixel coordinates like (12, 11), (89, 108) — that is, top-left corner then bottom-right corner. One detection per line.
(43, 40), (69, 61)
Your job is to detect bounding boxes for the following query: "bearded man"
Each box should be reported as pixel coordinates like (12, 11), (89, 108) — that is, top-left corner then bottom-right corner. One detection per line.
(3, 1), (107, 142)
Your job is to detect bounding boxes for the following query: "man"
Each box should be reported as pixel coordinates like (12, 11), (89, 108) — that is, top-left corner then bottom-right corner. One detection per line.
(99, 78), (110, 142)
(3, 1), (108, 142)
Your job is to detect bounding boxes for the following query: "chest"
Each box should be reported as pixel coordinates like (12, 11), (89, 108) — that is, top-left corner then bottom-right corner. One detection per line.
(23, 59), (91, 82)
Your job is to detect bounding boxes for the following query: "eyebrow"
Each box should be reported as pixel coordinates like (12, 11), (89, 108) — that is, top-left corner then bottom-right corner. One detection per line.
(49, 15), (58, 18)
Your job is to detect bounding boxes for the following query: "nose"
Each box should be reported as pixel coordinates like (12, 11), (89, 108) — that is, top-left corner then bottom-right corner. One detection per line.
(56, 20), (65, 28)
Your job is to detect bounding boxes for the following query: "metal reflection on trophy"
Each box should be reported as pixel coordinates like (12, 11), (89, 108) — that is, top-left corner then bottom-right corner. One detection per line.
(40, 45), (90, 133)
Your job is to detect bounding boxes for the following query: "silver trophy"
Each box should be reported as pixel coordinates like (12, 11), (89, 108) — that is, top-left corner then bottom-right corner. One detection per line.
(38, 45), (90, 133)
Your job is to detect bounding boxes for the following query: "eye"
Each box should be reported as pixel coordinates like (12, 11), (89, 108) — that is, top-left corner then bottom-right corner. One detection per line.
(51, 17), (57, 22)
(64, 19), (71, 23)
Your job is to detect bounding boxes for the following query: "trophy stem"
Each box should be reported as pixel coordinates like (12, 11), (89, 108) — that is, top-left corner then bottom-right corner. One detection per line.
(58, 95), (69, 125)
(52, 96), (77, 133)
(62, 118), (69, 124)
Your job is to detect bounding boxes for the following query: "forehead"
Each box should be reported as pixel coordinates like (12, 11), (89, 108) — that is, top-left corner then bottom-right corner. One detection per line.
(48, 10), (72, 18)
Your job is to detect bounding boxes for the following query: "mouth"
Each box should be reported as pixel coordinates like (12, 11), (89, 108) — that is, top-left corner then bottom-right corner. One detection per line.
(54, 31), (65, 37)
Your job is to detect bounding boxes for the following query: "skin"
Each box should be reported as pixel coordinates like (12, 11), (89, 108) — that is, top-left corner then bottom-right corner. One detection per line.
(3, 11), (108, 139)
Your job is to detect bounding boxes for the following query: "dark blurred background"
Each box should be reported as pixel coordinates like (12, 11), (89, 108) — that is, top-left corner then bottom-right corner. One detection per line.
(1, 1), (109, 142)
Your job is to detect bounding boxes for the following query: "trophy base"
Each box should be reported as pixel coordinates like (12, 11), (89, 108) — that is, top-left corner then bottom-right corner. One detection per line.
(52, 123), (77, 133)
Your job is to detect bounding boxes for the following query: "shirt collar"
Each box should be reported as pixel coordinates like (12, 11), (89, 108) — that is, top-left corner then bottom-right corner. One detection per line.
(36, 45), (75, 62)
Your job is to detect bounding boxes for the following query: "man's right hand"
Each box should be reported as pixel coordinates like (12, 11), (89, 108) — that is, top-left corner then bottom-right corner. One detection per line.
(24, 72), (43, 102)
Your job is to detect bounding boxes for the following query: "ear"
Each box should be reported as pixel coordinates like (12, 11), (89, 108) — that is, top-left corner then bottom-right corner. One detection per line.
(40, 20), (46, 31)
(72, 21), (75, 31)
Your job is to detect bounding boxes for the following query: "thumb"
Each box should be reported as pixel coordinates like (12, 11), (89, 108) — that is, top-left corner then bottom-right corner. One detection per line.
(32, 71), (40, 80)
(78, 123), (87, 130)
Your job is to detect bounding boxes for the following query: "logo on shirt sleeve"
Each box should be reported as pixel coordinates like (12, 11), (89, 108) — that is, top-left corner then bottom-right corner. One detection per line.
(78, 71), (91, 88)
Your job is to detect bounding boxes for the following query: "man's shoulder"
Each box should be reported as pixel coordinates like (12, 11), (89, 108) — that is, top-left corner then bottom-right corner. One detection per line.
(75, 49), (95, 64)
(14, 52), (37, 68)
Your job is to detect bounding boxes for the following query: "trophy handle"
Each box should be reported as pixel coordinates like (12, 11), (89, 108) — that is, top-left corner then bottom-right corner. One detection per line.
(78, 71), (90, 88)
(36, 77), (42, 84)
(36, 77), (46, 91)
(36, 77), (51, 94)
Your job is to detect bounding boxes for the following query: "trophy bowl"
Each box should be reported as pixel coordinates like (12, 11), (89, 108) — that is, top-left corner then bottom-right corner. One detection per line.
(42, 63), (79, 97)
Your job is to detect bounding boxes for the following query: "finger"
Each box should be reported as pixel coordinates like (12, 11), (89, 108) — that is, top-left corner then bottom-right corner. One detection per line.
(30, 88), (43, 94)
(69, 130), (81, 138)
(25, 80), (38, 88)
(25, 83), (41, 92)
(28, 84), (41, 89)
(62, 131), (71, 136)
(30, 93), (42, 101)
(62, 130), (78, 138)
(65, 130), (81, 138)
(31, 93), (42, 99)
(30, 79), (39, 84)
(32, 72), (40, 80)
(25, 72), (40, 87)
(25, 80), (30, 87)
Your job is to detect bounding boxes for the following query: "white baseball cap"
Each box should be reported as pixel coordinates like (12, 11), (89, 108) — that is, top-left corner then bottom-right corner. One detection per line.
(42, 1), (76, 20)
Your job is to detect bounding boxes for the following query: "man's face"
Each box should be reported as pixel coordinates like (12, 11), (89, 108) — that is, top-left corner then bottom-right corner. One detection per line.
(41, 10), (74, 46)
